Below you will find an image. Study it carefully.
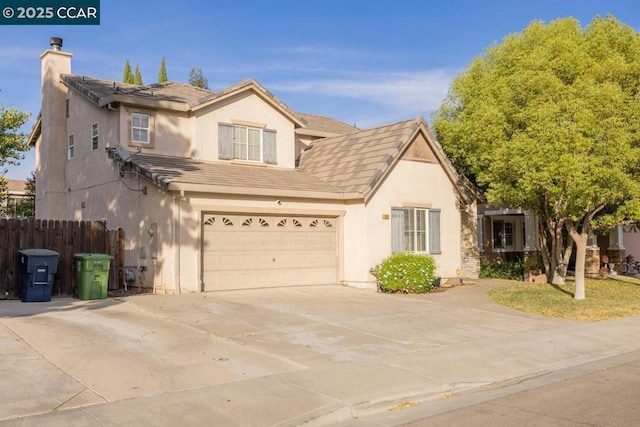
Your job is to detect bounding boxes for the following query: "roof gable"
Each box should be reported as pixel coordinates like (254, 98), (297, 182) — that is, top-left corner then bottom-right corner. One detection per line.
(190, 79), (304, 127)
(299, 116), (476, 202)
(401, 132), (438, 164)
(62, 75), (306, 127)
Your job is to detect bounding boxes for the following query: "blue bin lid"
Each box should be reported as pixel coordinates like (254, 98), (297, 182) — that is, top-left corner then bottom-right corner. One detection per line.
(19, 249), (59, 257)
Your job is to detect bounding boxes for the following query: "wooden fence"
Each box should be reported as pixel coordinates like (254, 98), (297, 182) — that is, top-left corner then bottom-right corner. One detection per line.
(0, 219), (124, 299)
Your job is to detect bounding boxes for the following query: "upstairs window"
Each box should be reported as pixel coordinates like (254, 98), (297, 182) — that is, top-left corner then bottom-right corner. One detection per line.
(218, 123), (277, 164)
(68, 134), (74, 159)
(131, 113), (150, 144)
(91, 122), (99, 150)
(391, 207), (441, 254)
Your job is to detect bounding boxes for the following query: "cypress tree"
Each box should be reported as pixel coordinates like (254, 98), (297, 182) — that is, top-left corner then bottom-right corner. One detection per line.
(134, 65), (143, 86)
(158, 57), (168, 83)
(122, 60), (134, 84)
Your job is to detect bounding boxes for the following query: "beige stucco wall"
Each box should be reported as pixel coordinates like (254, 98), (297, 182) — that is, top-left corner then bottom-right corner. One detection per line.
(36, 49), (73, 219)
(194, 92), (297, 168)
(358, 159), (463, 286)
(119, 106), (192, 157)
(49, 91), (180, 289)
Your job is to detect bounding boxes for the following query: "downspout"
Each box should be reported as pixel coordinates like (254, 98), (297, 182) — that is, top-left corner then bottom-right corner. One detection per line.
(173, 192), (181, 294)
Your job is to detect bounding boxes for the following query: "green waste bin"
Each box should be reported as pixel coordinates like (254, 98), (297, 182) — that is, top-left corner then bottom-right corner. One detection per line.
(74, 253), (112, 300)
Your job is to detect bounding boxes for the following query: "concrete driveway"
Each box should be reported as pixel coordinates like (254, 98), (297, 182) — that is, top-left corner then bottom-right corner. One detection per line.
(1, 281), (639, 426)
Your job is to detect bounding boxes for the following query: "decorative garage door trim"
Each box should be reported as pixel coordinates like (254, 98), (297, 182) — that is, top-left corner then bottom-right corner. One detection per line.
(202, 214), (338, 291)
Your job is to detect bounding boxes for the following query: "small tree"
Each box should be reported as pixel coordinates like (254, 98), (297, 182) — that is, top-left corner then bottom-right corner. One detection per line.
(134, 65), (143, 86)
(158, 57), (168, 83)
(122, 60), (134, 84)
(19, 171), (35, 218)
(188, 67), (209, 90)
(0, 176), (7, 218)
(0, 105), (30, 173)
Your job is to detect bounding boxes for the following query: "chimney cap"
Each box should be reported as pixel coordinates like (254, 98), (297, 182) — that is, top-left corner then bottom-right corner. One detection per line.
(50, 37), (63, 51)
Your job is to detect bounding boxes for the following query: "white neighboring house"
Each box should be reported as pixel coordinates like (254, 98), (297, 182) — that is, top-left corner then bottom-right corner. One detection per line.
(28, 37), (480, 293)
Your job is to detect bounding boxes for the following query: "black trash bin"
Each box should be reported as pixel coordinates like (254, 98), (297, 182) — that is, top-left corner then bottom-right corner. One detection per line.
(19, 249), (60, 302)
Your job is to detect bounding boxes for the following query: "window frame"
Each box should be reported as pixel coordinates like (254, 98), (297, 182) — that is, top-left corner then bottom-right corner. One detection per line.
(391, 207), (441, 255)
(218, 122), (277, 164)
(233, 124), (263, 162)
(128, 110), (155, 148)
(67, 134), (74, 159)
(492, 218), (516, 250)
(91, 122), (99, 151)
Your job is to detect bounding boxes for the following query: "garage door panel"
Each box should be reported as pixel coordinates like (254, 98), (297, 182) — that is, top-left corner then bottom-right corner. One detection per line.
(203, 214), (338, 291)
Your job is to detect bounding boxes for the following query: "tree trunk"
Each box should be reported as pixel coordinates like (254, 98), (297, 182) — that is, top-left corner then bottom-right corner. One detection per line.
(571, 232), (588, 300)
(538, 213), (570, 285)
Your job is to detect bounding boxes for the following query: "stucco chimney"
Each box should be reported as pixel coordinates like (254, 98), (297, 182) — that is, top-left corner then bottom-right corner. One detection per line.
(36, 37), (73, 219)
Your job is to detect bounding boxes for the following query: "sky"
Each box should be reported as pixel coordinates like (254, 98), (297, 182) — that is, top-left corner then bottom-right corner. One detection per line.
(2, 0), (639, 181)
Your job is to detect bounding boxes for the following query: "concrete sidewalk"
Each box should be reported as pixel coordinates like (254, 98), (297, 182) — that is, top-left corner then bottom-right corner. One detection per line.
(1, 281), (638, 426)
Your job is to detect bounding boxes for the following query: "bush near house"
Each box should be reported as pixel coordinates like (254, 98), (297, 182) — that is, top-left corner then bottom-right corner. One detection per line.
(480, 260), (523, 280)
(373, 253), (437, 293)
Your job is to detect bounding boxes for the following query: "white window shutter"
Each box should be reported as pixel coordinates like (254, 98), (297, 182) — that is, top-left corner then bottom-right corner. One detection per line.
(391, 208), (405, 253)
(218, 123), (233, 160)
(263, 129), (277, 164)
(428, 210), (441, 254)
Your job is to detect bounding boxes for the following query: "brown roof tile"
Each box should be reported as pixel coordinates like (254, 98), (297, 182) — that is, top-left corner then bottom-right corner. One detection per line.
(298, 118), (421, 195)
(6, 179), (27, 193)
(295, 112), (359, 135)
(121, 152), (349, 196)
(63, 75), (211, 105)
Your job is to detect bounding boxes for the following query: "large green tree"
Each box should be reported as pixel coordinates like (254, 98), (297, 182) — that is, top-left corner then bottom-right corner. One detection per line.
(1, 105), (30, 173)
(433, 15), (640, 300)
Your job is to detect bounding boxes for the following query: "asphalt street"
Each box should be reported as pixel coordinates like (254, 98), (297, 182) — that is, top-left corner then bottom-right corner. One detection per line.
(361, 350), (640, 426)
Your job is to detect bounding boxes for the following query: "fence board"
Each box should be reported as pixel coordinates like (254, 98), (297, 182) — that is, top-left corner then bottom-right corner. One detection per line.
(0, 219), (124, 299)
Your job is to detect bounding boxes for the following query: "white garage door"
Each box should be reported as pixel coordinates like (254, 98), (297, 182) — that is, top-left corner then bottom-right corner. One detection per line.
(202, 213), (338, 291)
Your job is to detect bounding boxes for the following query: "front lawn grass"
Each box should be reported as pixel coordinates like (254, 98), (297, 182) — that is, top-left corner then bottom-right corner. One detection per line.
(487, 278), (640, 321)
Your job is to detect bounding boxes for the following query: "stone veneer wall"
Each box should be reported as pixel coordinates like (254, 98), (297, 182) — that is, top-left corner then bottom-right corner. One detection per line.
(460, 201), (480, 279)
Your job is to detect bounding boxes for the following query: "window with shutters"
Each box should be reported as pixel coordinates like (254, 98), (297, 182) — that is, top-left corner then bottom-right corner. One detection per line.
(391, 207), (441, 254)
(218, 123), (277, 164)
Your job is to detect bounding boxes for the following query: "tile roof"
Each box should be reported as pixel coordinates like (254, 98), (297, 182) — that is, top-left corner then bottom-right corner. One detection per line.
(62, 75), (211, 105)
(107, 115), (475, 202)
(6, 179), (27, 193)
(62, 76), (334, 131)
(298, 117), (423, 195)
(295, 112), (359, 135)
(114, 152), (351, 198)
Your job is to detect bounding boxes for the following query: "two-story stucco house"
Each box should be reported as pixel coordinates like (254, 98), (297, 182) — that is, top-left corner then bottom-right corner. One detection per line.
(28, 37), (479, 293)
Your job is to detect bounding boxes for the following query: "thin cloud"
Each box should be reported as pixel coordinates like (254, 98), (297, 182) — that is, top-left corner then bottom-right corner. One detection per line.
(0, 46), (41, 61)
(271, 69), (457, 113)
(265, 45), (386, 59)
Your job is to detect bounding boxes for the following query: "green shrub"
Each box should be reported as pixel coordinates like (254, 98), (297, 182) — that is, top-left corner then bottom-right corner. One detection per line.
(373, 253), (437, 293)
(480, 260), (523, 280)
